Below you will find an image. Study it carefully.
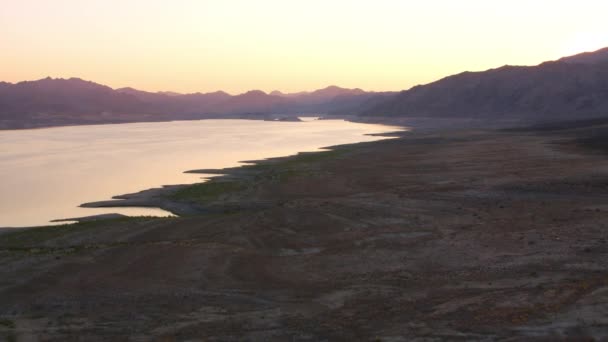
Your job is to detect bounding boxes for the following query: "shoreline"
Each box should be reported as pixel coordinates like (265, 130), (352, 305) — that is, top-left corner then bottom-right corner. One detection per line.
(77, 128), (410, 222)
(0, 112), (548, 132)
(0, 118), (404, 228)
(65, 114), (567, 225)
(10, 114), (560, 227)
(0, 113), (308, 131)
(4, 113), (588, 228)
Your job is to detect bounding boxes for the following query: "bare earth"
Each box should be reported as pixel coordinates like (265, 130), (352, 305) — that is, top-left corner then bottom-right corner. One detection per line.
(1, 124), (608, 341)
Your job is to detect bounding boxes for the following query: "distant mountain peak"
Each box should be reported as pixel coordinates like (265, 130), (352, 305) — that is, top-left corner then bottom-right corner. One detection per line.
(11, 77), (113, 93)
(37, 77), (88, 83)
(116, 87), (139, 92)
(207, 90), (230, 96)
(559, 46), (608, 65)
(309, 85), (366, 98)
(242, 90), (267, 96)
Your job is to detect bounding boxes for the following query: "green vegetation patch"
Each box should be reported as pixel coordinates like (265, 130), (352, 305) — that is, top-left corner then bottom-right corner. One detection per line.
(248, 148), (347, 179)
(250, 148), (347, 170)
(172, 181), (245, 204)
(0, 319), (15, 329)
(278, 148), (346, 167)
(0, 217), (152, 249)
(171, 148), (350, 205)
(0, 223), (95, 248)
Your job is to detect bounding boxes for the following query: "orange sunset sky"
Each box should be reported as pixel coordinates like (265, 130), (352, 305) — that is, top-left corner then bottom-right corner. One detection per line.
(1, 0), (607, 94)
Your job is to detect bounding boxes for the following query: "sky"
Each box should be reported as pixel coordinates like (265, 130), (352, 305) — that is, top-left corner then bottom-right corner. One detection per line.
(1, 0), (607, 94)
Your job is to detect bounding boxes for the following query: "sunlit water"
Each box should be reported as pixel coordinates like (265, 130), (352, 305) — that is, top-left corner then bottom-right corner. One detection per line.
(0, 119), (403, 227)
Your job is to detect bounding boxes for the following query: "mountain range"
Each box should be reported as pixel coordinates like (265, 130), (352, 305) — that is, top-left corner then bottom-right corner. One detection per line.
(2, 47), (608, 129)
(0, 81), (389, 129)
(0, 78), (390, 129)
(353, 47), (608, 121)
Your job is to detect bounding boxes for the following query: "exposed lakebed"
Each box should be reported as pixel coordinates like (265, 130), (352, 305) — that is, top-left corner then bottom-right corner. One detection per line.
(0, 118), (401, 227)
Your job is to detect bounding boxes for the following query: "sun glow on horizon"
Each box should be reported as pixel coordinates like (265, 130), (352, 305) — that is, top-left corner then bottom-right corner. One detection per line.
(1, 0), (608, 93)
(560, 32), (608, 57)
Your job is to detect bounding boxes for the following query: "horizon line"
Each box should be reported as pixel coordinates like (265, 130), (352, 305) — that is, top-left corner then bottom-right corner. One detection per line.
(1, 45), (605, 96)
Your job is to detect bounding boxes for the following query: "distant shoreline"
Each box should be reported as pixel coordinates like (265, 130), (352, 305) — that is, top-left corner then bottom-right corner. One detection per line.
(0, 113), (308, 131)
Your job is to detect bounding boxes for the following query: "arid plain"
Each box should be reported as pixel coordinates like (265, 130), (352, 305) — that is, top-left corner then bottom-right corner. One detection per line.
(1, 120), (607, 340)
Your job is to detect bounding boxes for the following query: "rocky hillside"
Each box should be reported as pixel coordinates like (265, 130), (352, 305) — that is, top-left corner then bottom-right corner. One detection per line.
(357, 47), (608, 120)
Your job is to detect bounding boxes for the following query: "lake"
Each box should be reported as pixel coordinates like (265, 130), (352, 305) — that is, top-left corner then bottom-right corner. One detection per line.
(0, 119), (402, 227)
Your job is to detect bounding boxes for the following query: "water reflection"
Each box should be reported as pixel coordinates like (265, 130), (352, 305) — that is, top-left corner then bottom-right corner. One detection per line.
(0, 119), (402, 227)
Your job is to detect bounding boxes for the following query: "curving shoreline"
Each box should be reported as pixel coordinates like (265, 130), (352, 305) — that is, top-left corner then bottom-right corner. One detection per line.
(66, 116), (536, 224)
(77, 129), (408, 221)
(1, 118), (404, 228)
(70, 116), (533, 224)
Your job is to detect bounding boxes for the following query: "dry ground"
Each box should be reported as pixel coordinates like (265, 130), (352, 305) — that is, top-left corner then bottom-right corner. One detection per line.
(1, 124), (608, 341)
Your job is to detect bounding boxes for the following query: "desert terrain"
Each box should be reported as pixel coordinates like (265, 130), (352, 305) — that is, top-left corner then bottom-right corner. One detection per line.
(1, 121), (608, 340)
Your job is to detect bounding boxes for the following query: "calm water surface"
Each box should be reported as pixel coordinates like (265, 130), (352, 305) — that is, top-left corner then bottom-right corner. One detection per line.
(0, 119), (402, 227)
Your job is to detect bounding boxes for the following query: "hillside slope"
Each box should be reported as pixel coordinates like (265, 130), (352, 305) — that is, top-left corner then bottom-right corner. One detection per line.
(360, 47), (608, 120)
